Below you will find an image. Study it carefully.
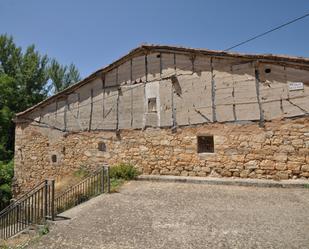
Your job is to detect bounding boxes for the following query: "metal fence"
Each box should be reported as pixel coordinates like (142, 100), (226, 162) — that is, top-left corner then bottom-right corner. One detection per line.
(55, 167), (110, 215)
(0, 166), (110, 240)
(0, 180), (55, 240)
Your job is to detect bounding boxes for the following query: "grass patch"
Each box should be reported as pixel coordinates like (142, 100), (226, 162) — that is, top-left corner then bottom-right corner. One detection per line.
(38, 224), (50, 236)
(110, 178), (125, 193)
(73, 166), (90, 178)
(55, 166), (91, 194)
(304, 184), (309, 189)
(0, 222), (50, 249)
(108, 163), (139, 193)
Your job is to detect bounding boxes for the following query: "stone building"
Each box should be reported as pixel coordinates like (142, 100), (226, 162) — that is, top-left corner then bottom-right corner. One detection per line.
(14, 45), (309, 194)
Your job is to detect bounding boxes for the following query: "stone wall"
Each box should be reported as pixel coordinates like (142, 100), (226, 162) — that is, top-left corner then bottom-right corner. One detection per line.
(14, 117), (309, 195)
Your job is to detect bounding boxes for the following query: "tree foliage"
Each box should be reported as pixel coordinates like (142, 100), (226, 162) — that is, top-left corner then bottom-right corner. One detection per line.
(0, 161), (14, 208)
(49, 59), (81, 93)
(0, 34), (81, 208)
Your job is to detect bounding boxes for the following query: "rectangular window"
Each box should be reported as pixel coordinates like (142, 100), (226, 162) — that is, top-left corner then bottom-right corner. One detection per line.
(148, 98), (157, 113)
(197, 136), (214, 153)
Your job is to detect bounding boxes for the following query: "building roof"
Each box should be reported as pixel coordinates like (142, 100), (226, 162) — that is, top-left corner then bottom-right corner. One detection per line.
(16, 44), (309, 117)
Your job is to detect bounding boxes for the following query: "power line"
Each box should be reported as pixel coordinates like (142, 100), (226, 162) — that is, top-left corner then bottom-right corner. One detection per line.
(224, 12), (309, 51)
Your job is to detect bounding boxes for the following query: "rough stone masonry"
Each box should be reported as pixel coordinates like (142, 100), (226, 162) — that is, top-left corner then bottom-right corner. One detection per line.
(13, 45), (309, 195)
(14, 117), (309, 195)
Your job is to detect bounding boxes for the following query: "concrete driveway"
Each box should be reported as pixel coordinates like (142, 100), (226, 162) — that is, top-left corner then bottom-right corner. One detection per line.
(29, 181), (309, 249)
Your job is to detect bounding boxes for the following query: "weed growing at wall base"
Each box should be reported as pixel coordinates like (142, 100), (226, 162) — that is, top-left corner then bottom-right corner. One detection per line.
(109, 163), (139, 192)
(110, 163), (139, 180)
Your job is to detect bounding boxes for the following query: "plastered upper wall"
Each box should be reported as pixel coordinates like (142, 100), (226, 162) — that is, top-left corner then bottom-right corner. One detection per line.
(19, 51), (309, 132)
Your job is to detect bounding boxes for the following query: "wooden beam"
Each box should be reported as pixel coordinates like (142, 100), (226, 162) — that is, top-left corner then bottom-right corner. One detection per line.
(130, 59), (133, 127)
(101, 74), (105, 122)
(254, 62), (265, 127)
(89, 89), (94, 131)
(210, 57), (217, 122)
(63, 98), (68, 131)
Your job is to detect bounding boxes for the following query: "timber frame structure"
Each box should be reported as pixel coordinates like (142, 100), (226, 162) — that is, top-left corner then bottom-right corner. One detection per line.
(13, 44), (309, 194)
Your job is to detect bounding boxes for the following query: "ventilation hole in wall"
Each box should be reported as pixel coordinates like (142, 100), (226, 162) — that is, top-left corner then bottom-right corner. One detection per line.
(46, 143), (49, 147)
(98, 142), (106, 152)
(265, 68), (271, 74)
(197, 136), (214, 153)
(156, 54), (161, 58)
(148, 98), (157, 113)
(51, 154), (57, 163)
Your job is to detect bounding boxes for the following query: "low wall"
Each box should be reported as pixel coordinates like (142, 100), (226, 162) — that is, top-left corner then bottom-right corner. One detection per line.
(14, 117), (309, 195)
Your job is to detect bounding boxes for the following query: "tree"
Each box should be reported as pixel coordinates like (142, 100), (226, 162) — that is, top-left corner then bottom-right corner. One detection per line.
(0, 35), (50, 161)
(0, 161), (14, 208)
(49, 59), (81, 93)
(0, 34), (81, 161)
(0, 34), (81, 208)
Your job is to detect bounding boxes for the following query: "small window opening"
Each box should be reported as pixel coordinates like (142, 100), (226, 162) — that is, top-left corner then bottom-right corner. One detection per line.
(265, 68), (271, 74)
(197, 136), (214, 153)
(51, 154), (57, 163)
(148, 98), (157, 113)
(98, 142), (106, 152)
(156, 54), (161, 58)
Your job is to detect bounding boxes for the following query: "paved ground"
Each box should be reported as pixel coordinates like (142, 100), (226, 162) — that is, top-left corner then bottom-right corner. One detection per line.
(29, 181), (309, 249)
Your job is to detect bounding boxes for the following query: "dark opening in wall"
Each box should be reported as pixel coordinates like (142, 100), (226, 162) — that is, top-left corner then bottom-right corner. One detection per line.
(51, 154), (57, 163)
(148, 98), (157, 113)
(265, 68), (271, 74)
(197, 136), (214, 153)
(98, 142), (106, 152)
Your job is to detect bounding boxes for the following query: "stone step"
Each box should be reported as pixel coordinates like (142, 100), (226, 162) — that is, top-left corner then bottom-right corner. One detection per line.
(137, 175), (309, 189)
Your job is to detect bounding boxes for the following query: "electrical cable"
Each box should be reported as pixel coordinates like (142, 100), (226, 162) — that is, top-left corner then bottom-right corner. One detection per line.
(224, 12), (309, 51)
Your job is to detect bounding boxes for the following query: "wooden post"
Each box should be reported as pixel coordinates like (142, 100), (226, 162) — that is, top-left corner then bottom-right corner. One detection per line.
(254, 62), (265, 127)
(64, 98), (68, 131)
(89, 89), (94, 131)
(210, 57), (217, 122)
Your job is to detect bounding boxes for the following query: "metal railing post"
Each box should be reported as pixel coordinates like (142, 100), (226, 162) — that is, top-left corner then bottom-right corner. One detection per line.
(106, 166), (110, 193)
(50, 179), (55, 221)
(44, 180), (48, 220)
(101, 167), (105, 193)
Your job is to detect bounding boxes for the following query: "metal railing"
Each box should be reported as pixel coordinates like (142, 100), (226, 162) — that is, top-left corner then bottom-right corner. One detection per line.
(0, 180), (55, 240)
(0, 166), (110, 240)
(54, 166), (110, 215)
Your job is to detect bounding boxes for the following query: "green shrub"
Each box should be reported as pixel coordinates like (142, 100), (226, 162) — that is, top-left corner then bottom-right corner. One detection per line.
(110, 163), (138, 180)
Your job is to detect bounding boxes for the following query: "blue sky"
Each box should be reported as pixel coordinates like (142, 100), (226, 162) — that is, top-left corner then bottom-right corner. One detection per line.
(1, 0), (309, 77)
